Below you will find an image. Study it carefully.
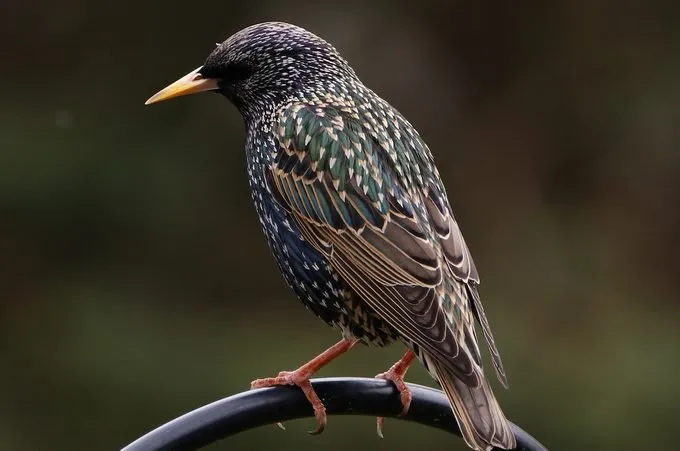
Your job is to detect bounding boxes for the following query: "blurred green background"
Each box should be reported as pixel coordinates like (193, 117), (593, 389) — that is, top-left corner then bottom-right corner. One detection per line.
(2, 1), (679, 450)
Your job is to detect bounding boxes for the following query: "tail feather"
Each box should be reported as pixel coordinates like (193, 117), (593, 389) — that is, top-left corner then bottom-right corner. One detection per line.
(427, 354), (516, 451)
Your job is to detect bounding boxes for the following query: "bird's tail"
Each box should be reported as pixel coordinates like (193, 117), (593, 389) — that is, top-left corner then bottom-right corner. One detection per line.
(426, 354), (516, 451)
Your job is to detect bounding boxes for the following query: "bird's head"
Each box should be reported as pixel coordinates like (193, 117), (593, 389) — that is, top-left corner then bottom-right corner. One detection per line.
(145, 22), (357, 114)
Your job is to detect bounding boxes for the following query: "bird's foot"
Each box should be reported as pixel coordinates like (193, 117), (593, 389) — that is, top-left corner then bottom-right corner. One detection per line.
(374, 349), (416, 438)
(248, 338), (358, 435)
(251, 369), (327, 434)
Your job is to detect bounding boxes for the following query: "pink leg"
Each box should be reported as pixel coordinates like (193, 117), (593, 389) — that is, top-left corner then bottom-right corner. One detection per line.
(375, 349), (416, 438)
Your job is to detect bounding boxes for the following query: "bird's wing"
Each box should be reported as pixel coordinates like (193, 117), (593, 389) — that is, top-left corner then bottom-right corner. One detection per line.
(266, 100), (491, 387)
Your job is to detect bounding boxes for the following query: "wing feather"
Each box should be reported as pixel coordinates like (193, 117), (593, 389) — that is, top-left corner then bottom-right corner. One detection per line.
(423, 187), (509, 385)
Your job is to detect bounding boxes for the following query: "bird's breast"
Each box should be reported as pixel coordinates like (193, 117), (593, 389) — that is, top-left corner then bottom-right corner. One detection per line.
(243, 129), (352, 326)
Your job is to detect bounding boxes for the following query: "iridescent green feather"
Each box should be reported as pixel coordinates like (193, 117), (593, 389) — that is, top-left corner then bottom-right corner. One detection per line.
(274, 103), (404, 230)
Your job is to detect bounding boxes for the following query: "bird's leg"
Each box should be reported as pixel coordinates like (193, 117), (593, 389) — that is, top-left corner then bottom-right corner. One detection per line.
(250, 337), (359, 435)
(374, 349), (417, 438)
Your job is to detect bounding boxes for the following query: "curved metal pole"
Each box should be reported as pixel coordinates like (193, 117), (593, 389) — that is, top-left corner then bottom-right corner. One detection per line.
(121, 377), (547, 451)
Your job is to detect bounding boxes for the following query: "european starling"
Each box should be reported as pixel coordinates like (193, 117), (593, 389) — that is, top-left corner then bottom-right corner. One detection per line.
(146, 22), (515, 451)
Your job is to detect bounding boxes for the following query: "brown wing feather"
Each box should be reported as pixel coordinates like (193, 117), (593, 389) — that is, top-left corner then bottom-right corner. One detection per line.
(424, 190), (509, 387)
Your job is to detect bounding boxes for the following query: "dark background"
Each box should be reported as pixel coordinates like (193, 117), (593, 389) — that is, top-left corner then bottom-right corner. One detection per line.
(2, 1), (679, 450)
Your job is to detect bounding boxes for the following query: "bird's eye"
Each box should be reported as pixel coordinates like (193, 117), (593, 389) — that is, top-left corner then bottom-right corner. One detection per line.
(225, 62), (255, 82)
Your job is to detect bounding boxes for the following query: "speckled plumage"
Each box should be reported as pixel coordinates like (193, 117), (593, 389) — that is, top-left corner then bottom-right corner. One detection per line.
(148, 22), (515, 451)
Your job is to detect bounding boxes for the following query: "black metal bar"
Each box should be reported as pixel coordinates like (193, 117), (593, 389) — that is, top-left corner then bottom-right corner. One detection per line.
(121, 377), (547, 451)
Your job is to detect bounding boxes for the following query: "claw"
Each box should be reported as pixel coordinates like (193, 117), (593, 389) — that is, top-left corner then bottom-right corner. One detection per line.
(376, 416), (385, 439)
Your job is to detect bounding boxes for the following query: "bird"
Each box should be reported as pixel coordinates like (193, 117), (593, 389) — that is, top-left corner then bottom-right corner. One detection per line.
(145, 22), (516, 451)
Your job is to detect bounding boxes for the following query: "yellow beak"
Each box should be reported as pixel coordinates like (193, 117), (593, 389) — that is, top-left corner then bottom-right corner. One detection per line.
(145, 66), (220, 105)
